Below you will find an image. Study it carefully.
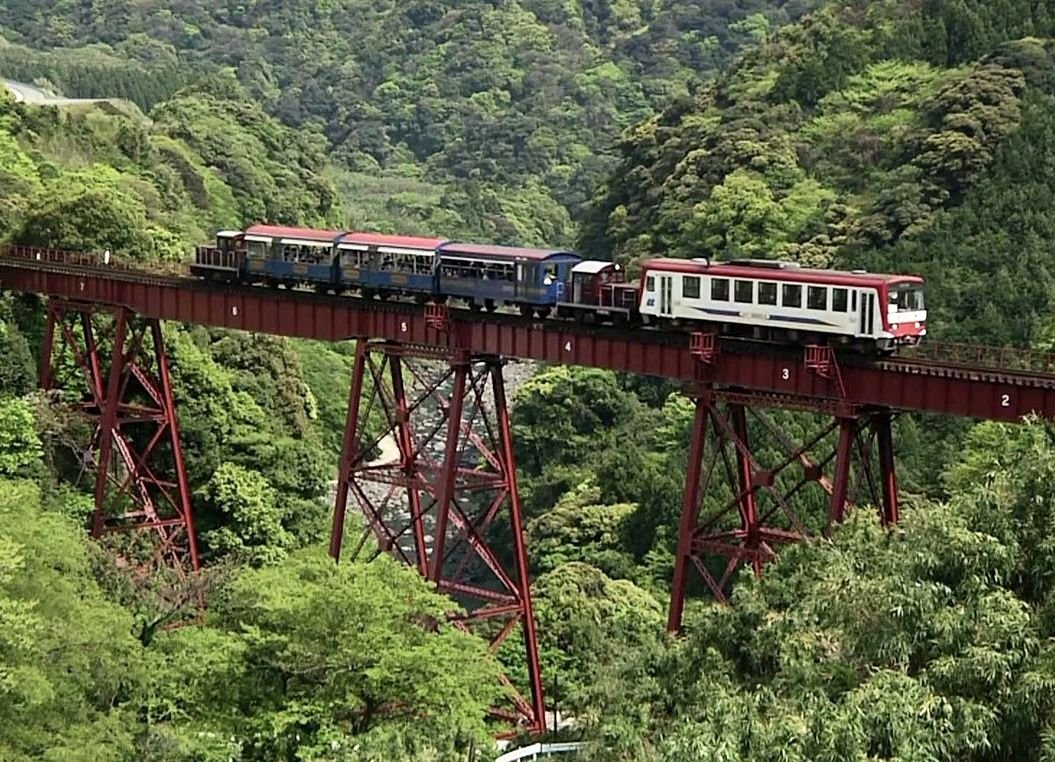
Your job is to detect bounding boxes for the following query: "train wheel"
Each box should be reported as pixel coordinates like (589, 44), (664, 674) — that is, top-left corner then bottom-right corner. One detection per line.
(536, 307), (551, 319)
(518, 304), (532, 318)
(468, 300), (482, 312)
(484, 299), (497, 312)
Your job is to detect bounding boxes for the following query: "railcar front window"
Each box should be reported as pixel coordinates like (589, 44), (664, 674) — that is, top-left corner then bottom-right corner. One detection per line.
(646, 276), (655, 292)
(890, 286), (925, 311)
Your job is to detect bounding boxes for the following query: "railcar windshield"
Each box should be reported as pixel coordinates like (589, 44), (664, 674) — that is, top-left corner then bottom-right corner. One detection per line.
(888, 284), (925, 312)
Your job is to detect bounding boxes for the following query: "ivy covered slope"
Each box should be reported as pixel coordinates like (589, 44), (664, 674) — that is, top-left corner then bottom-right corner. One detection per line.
(583, 0), (1055, 345)
(0, 0), (822, 245)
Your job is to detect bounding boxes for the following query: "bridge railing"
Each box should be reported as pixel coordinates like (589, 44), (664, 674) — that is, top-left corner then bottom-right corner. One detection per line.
(0, 244), (187, 278)
(898, 340), (1055, 375)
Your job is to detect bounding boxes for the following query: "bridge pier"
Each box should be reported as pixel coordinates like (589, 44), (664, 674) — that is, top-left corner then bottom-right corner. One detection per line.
(40, 300), (200, 581)
(667, 386), (899, 631)
(330, 339), (546, 736)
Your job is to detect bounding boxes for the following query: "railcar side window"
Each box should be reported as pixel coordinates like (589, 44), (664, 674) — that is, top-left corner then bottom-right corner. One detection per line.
(646, 276), (655, 292)
(683, 276), (701, 299)
(807, 286), (828, 310)
(782, 284), (802, 308)
(851, 291), (857, 311)
(758, 282), (777, 305)
(734, 280), (753, 303)
(832, 288), (848, 312)
(711, 278), (729, 301)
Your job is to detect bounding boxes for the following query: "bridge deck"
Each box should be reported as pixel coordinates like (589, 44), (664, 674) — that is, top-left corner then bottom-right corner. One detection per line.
(1, 245), (1051, 422)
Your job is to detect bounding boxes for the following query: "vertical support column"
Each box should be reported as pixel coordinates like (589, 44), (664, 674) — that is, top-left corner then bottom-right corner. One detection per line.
(429, 353), (468, 582)
(39, 302), (58, 391)
(390, 355), (429, 576)
(728, 404), (761, 575)
(667, 390), (711, 634)
(40, 303), (200, 581)
(151, 320), (201, 573)
(330, 341), (369, 562)
(92, 308), (129, 538)
(827, 417), (857, 529)
(491, 361), (546, 733)
(330, 343), (546, 735)
(875, 411), (899, 526)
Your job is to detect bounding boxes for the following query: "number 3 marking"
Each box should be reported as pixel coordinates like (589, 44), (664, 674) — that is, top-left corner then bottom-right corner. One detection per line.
(782, 368), (790, 380)
(1001, 393), (1010, 408)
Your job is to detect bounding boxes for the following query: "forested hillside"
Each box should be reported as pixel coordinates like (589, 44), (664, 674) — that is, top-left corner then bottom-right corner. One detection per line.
(0, 0), (821, 243)
(5, 0), (1055, 759)
(582, 0), (1055, 346)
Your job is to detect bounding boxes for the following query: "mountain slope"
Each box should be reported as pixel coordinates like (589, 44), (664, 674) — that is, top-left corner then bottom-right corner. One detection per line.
(581, 1), (1055, 345)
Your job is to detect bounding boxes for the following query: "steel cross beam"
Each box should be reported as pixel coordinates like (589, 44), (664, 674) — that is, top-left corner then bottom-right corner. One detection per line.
(666, 380), (899, 631)
(40, 300), (201, 581)
(330, 340), (546, 736)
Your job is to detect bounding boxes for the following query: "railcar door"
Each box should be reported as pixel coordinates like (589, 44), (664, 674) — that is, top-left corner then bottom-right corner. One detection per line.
(658, 275), (674, 316)
(859, 290), (875, 335)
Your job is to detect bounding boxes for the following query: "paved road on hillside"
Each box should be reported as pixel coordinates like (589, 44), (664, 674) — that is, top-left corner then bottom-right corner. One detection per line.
(4, 78), (107, 105)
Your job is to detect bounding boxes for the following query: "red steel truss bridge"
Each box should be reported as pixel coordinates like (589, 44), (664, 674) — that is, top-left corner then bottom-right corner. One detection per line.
(4, 244), (1055, 735)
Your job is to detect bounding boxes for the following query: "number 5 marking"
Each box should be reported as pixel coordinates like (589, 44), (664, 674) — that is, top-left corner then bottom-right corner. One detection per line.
(400, 321), (408, 333)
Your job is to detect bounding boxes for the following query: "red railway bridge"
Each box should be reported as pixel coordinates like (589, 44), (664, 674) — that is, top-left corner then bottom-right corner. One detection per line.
(3, 245), (1055, 735)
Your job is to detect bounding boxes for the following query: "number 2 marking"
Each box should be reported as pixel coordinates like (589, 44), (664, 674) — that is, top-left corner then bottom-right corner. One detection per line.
(782, 368), (790, 380)
(1001, 393), (1010, 408)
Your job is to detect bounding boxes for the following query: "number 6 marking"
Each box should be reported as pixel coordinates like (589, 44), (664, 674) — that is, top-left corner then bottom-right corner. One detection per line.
(1001, 393), (1010, 407)
(782, 368), (790, 380)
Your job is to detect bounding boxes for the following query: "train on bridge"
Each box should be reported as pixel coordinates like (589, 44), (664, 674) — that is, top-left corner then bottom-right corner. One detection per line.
(191, 224), (927, 353)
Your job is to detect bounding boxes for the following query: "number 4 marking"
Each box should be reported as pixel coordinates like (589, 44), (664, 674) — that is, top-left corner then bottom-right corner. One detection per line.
(564, 341), (572, 352)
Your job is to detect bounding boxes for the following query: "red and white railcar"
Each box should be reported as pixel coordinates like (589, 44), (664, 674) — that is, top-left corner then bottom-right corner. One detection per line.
(637, 258), (926, 352)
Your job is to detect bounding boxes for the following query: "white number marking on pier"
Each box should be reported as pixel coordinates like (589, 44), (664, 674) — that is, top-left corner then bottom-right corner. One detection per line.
(400, 321), (408, 333)
(1001, 393), (1010, 408)
(564, 341), (572, 352)
(782, 367), (790, 380)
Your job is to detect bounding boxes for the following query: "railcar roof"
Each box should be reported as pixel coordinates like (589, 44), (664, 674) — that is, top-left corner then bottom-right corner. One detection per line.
(245, 224), (346, 242)
(572, 260), (621, 274)
(439, 242), (580, 261)
(338, 232), (446, 249)
(641, 257), (923, 285)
